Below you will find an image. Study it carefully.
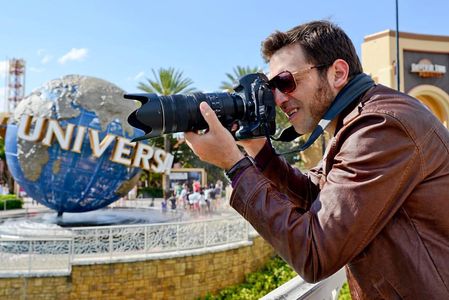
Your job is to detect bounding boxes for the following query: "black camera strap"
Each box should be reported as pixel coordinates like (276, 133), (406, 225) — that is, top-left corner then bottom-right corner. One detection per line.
(269, 73), (375, 155)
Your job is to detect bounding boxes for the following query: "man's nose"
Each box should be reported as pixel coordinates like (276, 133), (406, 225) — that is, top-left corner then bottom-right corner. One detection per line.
(274, 89), (289, 107)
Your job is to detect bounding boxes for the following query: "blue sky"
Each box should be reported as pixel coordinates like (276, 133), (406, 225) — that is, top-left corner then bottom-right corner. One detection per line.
(1, 0), (448, 111)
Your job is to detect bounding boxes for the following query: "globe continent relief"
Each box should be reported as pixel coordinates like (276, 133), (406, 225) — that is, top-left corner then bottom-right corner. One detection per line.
(5, 75), (169, 213)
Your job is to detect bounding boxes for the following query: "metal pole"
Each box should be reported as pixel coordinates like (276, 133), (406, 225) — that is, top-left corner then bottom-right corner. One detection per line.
(396, 0), (401, 91)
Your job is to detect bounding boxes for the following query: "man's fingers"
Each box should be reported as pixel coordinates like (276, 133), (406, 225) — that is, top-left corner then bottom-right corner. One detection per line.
(199, 102), (220, 131)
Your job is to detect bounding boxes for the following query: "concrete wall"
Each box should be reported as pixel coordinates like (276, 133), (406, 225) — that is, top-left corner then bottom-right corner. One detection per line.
(0, 236), (274, 300)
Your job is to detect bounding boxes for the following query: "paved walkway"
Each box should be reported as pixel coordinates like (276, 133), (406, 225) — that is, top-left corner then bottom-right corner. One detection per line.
(0, 197), (236, 222)
(0, 199), (51, 219)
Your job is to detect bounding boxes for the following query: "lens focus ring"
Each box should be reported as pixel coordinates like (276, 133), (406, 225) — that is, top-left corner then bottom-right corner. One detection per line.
(208, 95), (223, 118)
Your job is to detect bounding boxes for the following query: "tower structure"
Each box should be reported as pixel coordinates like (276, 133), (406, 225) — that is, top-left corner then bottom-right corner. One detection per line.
(7, 58), (26, 112)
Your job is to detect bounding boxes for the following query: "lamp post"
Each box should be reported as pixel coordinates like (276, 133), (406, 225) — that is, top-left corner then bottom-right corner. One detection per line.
(395, 0), (400, 91)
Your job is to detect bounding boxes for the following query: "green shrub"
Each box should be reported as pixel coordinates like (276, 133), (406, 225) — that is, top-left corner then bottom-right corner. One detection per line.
(0, 194), (23, 210)
(199, 255), (352, 300)
(338, 282), (352, 299)
(199, 256), (297, 300)
(138, 187), (163, 198)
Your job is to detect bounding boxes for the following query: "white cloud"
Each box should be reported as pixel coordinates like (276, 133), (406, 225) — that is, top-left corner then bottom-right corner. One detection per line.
(58, 48), (88, 64)
(127, 71), (146, 81)
(41, 55), (52, 64)
(134, 71), (145, 80)
(37, 49), (53, 64)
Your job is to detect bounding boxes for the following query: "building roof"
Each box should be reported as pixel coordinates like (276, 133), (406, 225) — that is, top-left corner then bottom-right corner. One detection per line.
(364, 30), (449, 43)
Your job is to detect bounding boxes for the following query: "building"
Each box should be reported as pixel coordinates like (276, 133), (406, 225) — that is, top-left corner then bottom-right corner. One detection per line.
(362, 30), (449, 126)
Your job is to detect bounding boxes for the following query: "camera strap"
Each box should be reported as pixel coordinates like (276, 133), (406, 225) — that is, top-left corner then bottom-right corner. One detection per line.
(270, 73), (375, 155)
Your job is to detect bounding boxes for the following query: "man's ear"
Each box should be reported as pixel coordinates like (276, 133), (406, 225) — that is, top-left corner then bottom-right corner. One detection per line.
(329, 59), (349, 89)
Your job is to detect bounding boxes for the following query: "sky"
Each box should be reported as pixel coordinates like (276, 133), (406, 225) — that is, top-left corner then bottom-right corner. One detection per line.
(1, 0), (448, 112)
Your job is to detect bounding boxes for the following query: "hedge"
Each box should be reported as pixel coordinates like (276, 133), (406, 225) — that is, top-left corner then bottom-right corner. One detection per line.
(199, 256), (297, 300)
(0, 194), (23, 210)
(138, 187), (163, 198)
(199, 255), (352, 300)
(338, 282), (352, 299)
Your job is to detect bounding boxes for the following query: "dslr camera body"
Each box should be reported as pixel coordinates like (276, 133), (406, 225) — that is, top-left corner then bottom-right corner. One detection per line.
(125, 73), (276, 142)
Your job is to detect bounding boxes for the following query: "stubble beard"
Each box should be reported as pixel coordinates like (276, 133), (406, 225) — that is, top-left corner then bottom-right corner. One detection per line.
(291, 78), (335, 135)
(309, 78), (334, 130)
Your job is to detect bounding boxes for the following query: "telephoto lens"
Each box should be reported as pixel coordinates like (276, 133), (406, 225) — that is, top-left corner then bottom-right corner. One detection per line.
(125, 73), (277, 142)
(125, 92), (245, 142)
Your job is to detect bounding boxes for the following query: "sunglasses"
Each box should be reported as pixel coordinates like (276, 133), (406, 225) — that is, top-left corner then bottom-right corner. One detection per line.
(268, 64), (329, 94)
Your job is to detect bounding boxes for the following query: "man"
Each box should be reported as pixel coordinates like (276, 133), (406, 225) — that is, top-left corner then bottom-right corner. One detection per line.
(185, 21), (449, 299)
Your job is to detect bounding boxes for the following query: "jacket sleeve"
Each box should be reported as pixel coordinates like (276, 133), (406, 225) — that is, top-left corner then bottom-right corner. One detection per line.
(230, 113), (421, 283)
(253, 141), (321, 211)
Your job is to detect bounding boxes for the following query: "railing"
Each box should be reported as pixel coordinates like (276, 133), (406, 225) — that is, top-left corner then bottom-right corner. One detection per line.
(261, 268), (347, 300)
(1, 215), (346, 299)
(1, 199), (345, 299)
(0, 238), (72, 276)
(70, 217), (248, 262)
(0, 217), (248, 276)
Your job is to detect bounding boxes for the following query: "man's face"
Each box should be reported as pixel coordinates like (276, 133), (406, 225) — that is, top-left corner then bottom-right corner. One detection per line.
(269, 44), (335, 135)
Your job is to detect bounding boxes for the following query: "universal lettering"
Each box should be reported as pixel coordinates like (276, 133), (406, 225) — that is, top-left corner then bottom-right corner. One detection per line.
(17, 115), (173, 173)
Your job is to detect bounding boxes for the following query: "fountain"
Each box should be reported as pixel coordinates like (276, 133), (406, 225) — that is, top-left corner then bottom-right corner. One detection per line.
(1, 75), (181, 237)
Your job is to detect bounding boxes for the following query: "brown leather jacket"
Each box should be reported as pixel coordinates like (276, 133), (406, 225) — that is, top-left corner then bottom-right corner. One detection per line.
(230, 85), (449, 299)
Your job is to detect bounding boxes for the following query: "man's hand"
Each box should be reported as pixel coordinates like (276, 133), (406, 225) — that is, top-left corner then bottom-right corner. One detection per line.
(184, 102), (244, 170)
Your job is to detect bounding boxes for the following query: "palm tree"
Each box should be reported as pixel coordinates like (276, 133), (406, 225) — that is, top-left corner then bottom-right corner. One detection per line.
(220, 66), (263, 92)
(138, 68), (196, 95)
(138, 67), (196, 198)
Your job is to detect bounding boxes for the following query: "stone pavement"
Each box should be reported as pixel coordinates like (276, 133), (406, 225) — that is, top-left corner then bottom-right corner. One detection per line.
(0, 196), (236, 223)
(0, 197), (51, 219)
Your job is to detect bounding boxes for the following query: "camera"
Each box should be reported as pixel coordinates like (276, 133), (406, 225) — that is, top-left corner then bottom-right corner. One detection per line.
(124, 73), (276, 142)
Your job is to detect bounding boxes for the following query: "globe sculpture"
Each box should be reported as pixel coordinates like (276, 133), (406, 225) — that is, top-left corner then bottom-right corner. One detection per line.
(5, 75), (173, 214)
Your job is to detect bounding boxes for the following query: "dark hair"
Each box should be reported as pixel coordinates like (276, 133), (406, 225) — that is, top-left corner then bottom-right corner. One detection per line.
(261, 20), (363, 78)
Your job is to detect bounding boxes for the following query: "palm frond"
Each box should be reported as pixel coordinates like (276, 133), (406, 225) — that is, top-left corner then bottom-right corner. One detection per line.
(219, 65), (263, 91)
(138, 67), (196, 96)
